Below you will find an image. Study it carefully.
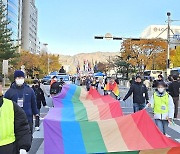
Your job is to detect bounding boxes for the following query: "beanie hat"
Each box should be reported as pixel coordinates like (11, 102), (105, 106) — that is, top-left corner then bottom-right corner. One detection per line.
(136, 75), (142, 79)
(33, 79), (39, 84)
(14, 70), (25, 79)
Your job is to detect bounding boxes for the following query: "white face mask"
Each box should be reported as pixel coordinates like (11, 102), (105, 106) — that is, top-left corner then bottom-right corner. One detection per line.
(15, 78), (25, 86)
(158, 87), (165, 93)
(54, 78), (57, 81)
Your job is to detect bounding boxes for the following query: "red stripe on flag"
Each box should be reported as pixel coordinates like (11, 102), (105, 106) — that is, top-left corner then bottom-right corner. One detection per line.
(131, 110), (180, 149)
(109, 102), (123, 117)
(167, 147), (180, 154)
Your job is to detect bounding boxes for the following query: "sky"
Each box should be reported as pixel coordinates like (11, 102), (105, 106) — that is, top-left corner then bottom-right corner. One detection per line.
(36, 0), (180, 55)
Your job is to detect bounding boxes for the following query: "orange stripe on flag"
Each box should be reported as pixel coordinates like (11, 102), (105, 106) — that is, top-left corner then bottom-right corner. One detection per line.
(115, 115), (152, 150)
(98, 119), (129, 152)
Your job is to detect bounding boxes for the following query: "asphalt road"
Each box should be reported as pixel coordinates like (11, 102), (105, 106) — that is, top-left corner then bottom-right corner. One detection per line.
(30, 85), (180, 154)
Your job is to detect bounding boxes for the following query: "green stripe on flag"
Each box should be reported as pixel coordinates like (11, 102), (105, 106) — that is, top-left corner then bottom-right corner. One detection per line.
(80, 121), (107, 153)
(72, 87), (88, 121)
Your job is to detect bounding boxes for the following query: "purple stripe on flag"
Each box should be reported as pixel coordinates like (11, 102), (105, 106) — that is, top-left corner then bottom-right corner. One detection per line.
(44, 108), (64, 154)
(53, 84), (70, 107)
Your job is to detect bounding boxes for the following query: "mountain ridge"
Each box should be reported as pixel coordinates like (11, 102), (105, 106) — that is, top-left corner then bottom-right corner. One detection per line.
(58, 51), (119, 74)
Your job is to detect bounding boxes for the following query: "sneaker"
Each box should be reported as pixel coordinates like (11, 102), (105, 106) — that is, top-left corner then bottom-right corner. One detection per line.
(35, 127), (40, 131)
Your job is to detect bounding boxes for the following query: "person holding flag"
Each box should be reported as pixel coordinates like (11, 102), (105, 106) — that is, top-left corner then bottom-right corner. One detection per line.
(104, 77), (120, 100)
(123, 76), (149, 112)
(147, 82), (174, 135)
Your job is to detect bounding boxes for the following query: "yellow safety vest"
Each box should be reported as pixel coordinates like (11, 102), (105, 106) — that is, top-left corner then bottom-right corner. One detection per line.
(154, 92), (169, 114)
(0, 98), (15, 146)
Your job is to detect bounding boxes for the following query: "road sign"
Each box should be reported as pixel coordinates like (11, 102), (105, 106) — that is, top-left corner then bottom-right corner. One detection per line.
(2, 60), (8, 75)
(105, 33), (113, 40)
(173, 34), (180, 40)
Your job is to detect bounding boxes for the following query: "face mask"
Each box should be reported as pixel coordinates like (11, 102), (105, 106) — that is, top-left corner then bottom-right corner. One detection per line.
(35, 84), (39, 88)
(54, 78), (57, 81)
(15, 78), (25, 86)
(158, 88), (165, 93)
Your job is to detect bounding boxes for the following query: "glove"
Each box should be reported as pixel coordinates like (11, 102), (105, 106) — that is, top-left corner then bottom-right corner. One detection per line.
(20, 149), (27, 154)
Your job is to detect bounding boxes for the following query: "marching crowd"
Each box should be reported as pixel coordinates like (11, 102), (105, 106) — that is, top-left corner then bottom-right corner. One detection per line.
(84, 74), (180, 135)
(0, 70), (179, 154)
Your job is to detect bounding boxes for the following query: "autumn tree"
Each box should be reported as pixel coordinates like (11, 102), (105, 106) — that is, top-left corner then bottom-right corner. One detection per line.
(97, 62), (108, 73)
(14, 51), (61, 78)
(121, 39), (167, 72)
(171, 46), (180, 67)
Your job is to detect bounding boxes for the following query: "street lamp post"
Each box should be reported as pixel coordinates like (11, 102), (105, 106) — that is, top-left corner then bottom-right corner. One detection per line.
(43, 43), (50, 74)
(167, 12), (171, 69)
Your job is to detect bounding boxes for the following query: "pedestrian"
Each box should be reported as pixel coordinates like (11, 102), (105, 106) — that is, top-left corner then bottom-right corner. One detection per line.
(4, 70), (39, 133)
(104, 77), (120, 100)
(168, 75), (180, 119)
(0, 76), (32, 154)
(59, 77), (65, 86)
(97, 78), (104, 95)
(148, 82), (174, 135)
(123, 76), (149, 112)
(32, 80), (49, 131)
(85, 76), (92, 91)
(39, 80), (50, 97)
(91, 78), (98, 89)
(153, 74), (164, 88)
(50, 76), (58, 86)
(50, 78), (62, 96)
(115, 78), (119, 85)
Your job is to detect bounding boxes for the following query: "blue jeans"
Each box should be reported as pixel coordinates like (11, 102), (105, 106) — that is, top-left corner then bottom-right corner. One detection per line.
(155, 119), (168, 135)
(133, 103), (146, 113)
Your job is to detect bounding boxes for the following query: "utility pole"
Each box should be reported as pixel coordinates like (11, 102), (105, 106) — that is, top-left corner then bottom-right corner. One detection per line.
(167, 12), (171, 69)
(43, 43), (49, 74)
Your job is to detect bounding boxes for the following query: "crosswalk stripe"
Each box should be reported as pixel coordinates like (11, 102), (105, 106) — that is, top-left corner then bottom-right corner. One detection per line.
(169, 123), (180, 133)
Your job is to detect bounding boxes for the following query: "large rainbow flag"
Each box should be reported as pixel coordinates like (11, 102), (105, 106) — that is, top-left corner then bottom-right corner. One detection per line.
(44, 84), (180, 154)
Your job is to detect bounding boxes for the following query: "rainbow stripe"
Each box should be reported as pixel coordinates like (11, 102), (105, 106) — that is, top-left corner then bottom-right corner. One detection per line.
(44, 84), (180, 154)
(104, 83), (120, 96)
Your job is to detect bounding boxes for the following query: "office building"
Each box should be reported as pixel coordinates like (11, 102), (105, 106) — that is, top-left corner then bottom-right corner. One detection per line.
(21, 0), (38, 53)
(141, 25), (180, 49)
(3, 0), (39, 53)
(3, 0), (22, 42)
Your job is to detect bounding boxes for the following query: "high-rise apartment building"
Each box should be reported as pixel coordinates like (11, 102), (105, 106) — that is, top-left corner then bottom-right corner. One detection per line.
(21, 0), (38, 53)
(3, 0), (39, 53)
(3, 0), (21, 41)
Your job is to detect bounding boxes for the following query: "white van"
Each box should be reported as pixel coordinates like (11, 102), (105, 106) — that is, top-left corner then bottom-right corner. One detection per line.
(144, 70), (164, 79)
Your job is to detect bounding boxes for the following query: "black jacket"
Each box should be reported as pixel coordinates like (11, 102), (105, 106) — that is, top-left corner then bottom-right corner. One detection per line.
(0, 97), (32, 154)
(32, 85), (46, 109)
(168, 81), (180, 97)
(50, 82), (62, 95)
(123, 82), (149, 104)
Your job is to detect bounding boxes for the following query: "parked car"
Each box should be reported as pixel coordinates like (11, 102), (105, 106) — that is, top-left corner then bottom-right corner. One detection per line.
(42, 73), (71, 85)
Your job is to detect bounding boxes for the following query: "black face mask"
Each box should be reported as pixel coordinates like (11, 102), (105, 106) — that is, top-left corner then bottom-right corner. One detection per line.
(35, 85), (39, 88)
